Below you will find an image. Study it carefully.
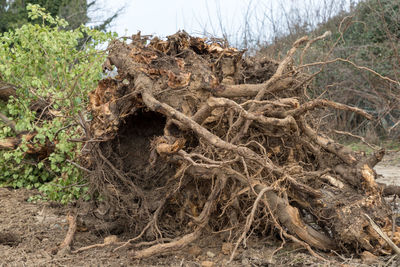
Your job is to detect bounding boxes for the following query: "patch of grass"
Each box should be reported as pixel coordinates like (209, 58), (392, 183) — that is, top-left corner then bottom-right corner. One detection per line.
(343, 140), (400, 156)
(381, 140), (400, 152)
(344, 142), (375, 155)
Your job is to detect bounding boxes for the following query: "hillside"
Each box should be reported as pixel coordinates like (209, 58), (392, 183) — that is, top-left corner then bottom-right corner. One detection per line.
(259, 0), (400, 141)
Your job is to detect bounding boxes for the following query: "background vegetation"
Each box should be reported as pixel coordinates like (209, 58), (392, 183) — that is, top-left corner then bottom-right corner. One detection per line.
(257, 0), (400, 141)
(0, 0), (120, 33)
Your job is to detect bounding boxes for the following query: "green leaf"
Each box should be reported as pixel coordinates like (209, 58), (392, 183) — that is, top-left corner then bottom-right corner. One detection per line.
(0, 4), (111, 203)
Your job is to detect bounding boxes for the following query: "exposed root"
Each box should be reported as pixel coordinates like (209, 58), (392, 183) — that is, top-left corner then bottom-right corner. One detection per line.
(131, 229), (202, 259)
(72, 235), (118, 254)
(113, 198), (167, 252)
(81, 31), (397, 260)
(130, 174), (226, 258)
(51, 213), (76, 255)
(229, 186), (272, 262)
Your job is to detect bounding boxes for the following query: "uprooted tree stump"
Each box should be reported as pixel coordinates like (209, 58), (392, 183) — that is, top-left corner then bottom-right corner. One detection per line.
(84, 31), (400, 259)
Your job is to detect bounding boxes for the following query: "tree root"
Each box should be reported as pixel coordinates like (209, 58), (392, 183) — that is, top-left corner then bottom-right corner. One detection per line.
(131, 229), (202, 259)
(51, 213), (76, 255)
(83, 31), (396, 260)
(128, 174), (227, 258)
(72, 235), (119, 254)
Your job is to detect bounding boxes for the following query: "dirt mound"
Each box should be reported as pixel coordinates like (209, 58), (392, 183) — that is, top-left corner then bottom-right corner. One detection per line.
(69, 32), (400, 259)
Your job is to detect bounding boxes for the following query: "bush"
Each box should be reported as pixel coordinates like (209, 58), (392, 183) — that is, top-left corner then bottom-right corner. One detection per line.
(0, 4), (114, 203)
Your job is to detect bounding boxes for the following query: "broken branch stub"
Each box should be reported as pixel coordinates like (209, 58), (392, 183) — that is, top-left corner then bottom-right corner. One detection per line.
(85, 31), (396, 258)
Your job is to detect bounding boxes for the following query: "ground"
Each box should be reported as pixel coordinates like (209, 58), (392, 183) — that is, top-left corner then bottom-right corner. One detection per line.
(1, 151), (400, 267)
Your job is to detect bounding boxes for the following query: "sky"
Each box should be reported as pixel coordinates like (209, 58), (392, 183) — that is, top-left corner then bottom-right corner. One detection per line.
(90, 0), (354, 47)
(105, 0), (251, 37)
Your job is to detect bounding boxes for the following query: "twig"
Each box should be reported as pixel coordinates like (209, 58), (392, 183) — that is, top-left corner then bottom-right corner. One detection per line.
(332, 130), (380, 150)
(66, 159), (92, 173)
(54, 123), (77, 138)
(299, 58), (400, 85)
(288, 99), (373, 120)
(300, 31), (332, 65)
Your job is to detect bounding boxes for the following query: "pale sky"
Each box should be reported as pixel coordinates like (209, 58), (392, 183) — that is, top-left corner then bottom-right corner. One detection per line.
(106, 0), (254, 38)
(90, 0), (354, 47)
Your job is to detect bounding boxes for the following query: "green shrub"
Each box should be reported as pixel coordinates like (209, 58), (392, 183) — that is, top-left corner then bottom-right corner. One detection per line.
(0, 4), (114, 203)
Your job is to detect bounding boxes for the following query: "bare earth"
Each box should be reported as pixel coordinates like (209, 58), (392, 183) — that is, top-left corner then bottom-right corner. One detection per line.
(375, 151), (400, 186)
(1, 152), (400, 267)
